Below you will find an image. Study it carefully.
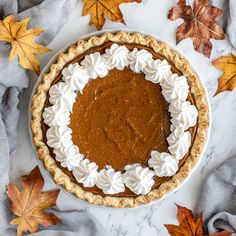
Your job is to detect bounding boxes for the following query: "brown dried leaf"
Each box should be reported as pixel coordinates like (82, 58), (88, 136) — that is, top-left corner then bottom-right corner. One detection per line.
(168, 0), (224, 57)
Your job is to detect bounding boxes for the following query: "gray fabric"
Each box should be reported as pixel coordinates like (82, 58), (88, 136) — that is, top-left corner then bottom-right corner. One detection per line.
(208, 212), (236, 234)
(196, 157), (236, 234)
(227, 0), (236, 48)
(31, 208), (104, 236)
(0, 85), (13, 235)
(211, 0), (236, 49)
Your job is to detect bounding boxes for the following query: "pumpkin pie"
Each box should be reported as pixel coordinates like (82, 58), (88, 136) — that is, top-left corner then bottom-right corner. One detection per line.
(30, 31), (209, 207)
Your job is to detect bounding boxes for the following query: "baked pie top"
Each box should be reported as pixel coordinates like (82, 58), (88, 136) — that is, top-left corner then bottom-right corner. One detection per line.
(31, 31), (209, 207)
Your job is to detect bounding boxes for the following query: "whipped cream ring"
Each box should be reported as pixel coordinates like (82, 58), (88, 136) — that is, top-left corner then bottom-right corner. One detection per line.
(43, 44), (198, 195)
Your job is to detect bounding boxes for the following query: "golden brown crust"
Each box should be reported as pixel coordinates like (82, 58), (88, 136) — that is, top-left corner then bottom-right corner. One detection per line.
(30, 31), (209, 207)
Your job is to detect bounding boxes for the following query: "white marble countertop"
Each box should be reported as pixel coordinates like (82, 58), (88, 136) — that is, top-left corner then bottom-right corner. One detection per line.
(10, 0), (236, 235)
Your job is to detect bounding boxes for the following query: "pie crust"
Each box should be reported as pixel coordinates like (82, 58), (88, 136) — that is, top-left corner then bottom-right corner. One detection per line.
(30, 31), (209, 207)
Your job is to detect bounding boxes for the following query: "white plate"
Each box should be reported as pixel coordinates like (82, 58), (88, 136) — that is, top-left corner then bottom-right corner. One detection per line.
(28, 29), (212, 208)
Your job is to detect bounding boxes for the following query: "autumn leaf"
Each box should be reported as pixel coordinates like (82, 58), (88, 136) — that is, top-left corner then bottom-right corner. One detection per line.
(212, 54), (236, 96)
(0, 15), (50, 75)
(164, 204), (203, 236)
(168, 0), (224, 57)
(7, 166), (60, 236)
(81, 0), (141, 30)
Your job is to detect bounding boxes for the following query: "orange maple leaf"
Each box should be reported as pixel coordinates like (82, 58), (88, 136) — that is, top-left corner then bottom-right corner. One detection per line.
(81, 0), (142, 30)
(7, 166), (60, 236)
(168, 0), (224, 57)
(0, 15), (50, 75)
(212, 54), (236, 96)
(164, 204), (203, 236)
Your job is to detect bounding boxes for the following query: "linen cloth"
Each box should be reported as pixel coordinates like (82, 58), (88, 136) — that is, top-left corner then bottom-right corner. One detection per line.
(0, 0), (235, 235)
(196, 157), (236, 234)
(211, 0), (236, 49)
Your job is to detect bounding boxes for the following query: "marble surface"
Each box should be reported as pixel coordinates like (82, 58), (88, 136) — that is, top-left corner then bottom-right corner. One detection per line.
(10, 0), (236, 235)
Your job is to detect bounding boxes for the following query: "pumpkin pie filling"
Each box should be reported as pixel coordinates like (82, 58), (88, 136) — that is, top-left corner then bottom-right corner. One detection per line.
(41, 42), (197, 197)
(70, 68), (171, 170)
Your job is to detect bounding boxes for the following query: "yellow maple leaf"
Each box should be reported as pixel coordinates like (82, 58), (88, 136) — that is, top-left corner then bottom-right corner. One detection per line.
(7, 166), (60, 236)
(81, 0), (141, 30)
(212, 54), (236, 96)
(0, 15), (50, 75)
